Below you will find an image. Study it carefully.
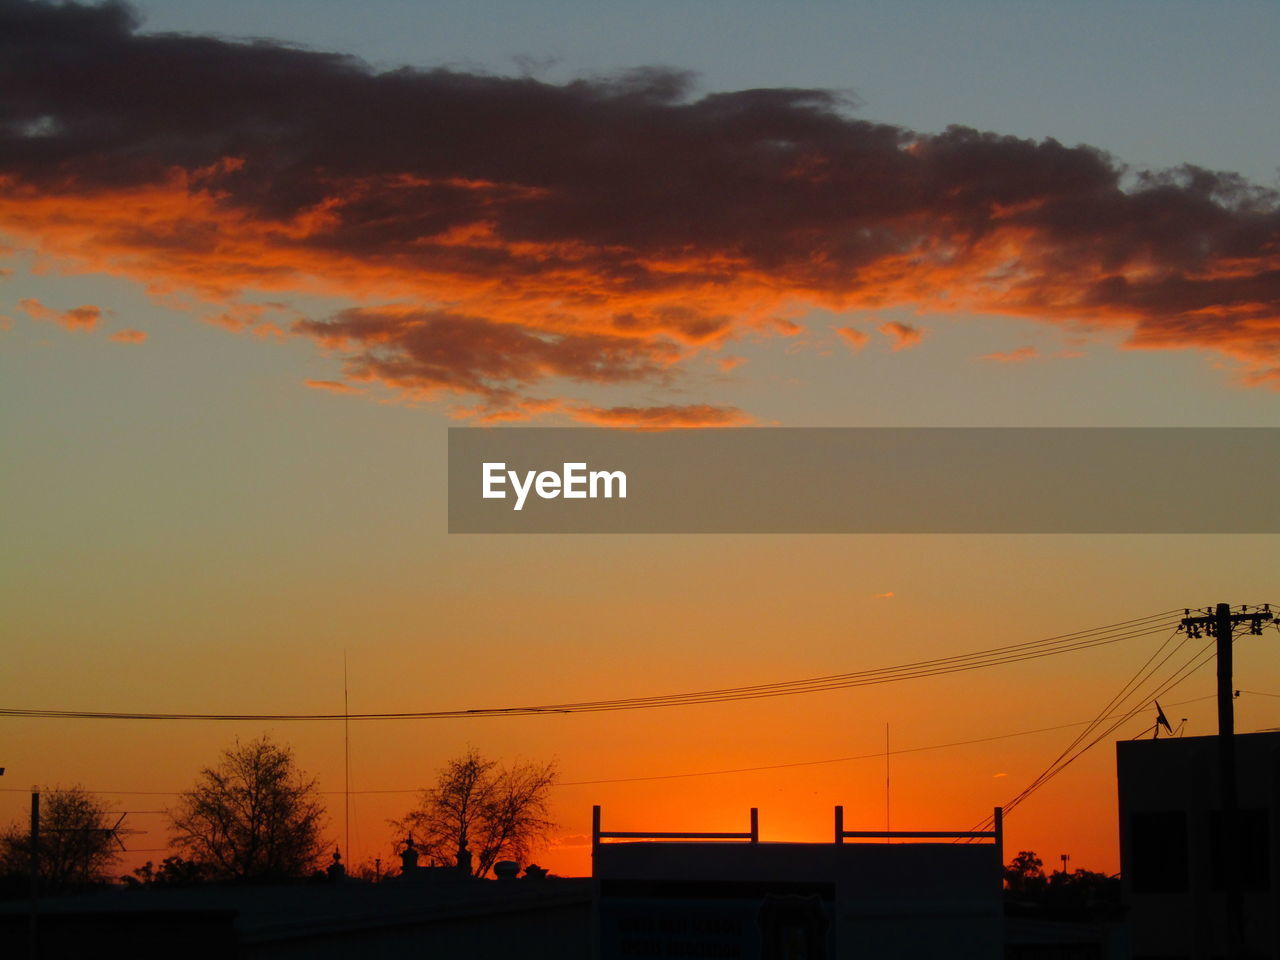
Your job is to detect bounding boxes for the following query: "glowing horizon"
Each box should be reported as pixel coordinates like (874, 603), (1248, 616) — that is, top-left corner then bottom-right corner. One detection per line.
(2, 0), (1279, 883)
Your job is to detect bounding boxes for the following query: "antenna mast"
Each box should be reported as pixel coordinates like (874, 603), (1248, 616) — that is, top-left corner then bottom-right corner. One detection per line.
(344, 651), (351, 865)
(885, 722), (890, 844)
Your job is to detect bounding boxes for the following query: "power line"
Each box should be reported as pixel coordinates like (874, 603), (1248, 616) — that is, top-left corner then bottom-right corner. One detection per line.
(1002, 641), (1216, 816)
(0, 611), (1185, 723)
(1000, 625), (1190, 811)
(556, 695), (1221, 787)
(965, 640), (1215, 837)
(0, 692), (1225, 797)
(985, 643), (1215, 827)
(964, 632), (1222, 838)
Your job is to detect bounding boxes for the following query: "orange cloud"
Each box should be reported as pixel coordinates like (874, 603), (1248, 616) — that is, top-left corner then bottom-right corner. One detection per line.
(304, 379), (360, 394)
(980, 345), (1038, 363)
(836, 326), (870, 351)
(879, 321), (923, 351)
(296, 307), (683, 407)
(201, 304), (296, 341)
(448, 396), (564, 423)
(19, 299), (53, 321)
(1, 0), (1278, 417)
(568, 404), (752, 428)
(109, 328), (147, 344)
(19, 298), (101, 332)
(549, 834), (592, 848)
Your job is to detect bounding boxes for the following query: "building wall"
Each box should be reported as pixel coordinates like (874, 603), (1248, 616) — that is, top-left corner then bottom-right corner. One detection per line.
(594, 841), (1003, 960)
(0, 881), (593, 960)
(1116, 732), (1280, 960)
(241, 900), (591, 960)
(0, 910), (238, 960)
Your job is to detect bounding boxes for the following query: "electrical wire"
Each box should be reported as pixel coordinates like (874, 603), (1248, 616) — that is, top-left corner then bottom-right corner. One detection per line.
(987, 645), (1213, 826)
(0, 611), (1185, 722)
(0, 693), (1223, 798)
(1001, 640), (1216, 816)
(964, 630), (1223, 838)
(1002, 625), (1188, 806)
(553, 693), (1220, 787)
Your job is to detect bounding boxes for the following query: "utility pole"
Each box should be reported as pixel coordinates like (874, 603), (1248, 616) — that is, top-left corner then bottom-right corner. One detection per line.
(1179, 603), (1273, 959)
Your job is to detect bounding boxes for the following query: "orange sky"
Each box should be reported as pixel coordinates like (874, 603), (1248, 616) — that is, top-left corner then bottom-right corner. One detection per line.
(3, 4), (1279, 425)
(2, 0), (1280, 884)
(3, 528), (1278, 878)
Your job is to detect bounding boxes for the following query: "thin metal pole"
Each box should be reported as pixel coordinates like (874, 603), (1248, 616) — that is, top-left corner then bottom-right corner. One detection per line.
(344, 651), (350, 865)
(834, 805), (844, 844)
(29, 789), (39, 960)
(885, 723), (891, 844)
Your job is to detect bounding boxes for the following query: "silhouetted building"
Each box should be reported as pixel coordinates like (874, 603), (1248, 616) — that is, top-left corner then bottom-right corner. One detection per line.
(326, 849), (346, 882)
(0, 878), (591, 958)
(592, 805), (1004, 959)
(1004, 917), (1128, 960)
(400, 835), (419, 873)
(390, 834), (474, 886)
(1117, 731), (1280, 959)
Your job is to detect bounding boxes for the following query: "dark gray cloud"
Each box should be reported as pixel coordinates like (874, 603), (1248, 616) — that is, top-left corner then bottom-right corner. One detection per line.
(2, 0), (1279, 413)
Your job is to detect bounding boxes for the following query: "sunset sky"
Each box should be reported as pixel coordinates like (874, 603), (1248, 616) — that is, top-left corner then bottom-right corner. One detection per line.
(2, 0), (1279, 879)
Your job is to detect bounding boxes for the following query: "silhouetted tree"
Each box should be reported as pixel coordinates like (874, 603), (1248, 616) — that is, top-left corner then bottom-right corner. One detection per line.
(1003, 850), (1121, 919)
(391, 748), (556, 877)
(1045, 867), (1120, 914)
(350, 856), (386, 883)
(169, 735), (326, 881)
(0, 787), (120, 894)
(1004, 849), (1046, 897)
(124, 855), (210, 888)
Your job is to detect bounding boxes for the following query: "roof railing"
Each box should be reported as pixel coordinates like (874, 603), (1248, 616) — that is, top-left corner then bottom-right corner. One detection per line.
(835, 805), (1003, 854)
(592, 805), (758, 853)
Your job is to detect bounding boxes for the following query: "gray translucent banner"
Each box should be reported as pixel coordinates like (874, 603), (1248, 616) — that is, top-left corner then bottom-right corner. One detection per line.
(448, 428), (1280, 533)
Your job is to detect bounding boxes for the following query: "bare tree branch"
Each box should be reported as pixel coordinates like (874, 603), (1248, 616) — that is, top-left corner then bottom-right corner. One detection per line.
(169, 735), (327, 881)
(0, 787), (119, 893)
(391, 748), (557, 877)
